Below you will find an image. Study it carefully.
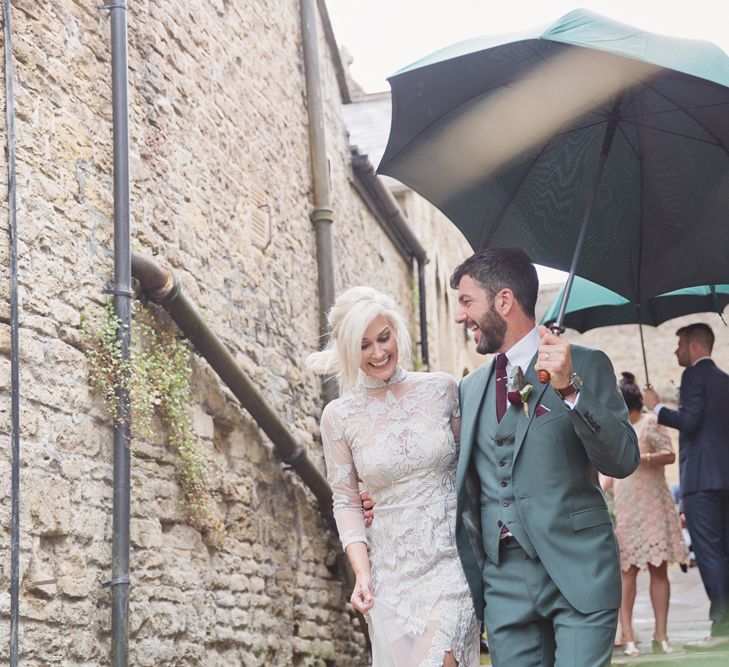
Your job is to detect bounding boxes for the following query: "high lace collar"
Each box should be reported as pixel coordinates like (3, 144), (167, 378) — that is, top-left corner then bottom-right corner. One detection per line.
(358, 365), (407, 390)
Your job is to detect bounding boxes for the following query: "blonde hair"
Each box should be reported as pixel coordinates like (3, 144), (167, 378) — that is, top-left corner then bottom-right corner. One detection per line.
(306, 286), (412, 391)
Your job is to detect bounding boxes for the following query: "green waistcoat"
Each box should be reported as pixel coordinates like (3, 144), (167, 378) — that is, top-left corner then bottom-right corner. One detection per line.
(474, 373), (536, 564)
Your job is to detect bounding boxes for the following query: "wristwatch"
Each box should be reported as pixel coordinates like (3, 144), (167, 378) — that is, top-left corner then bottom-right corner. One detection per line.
(555, 372), (582, 400)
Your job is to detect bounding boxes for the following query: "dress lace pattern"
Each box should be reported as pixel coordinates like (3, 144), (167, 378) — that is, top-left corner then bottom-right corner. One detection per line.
(321, 368), (479, 666)
(613, 414), (689, 570)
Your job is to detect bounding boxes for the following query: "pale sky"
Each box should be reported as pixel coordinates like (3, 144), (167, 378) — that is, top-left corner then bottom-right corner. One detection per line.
(327, 1), (729, 93)
(325, 1), (729, 284)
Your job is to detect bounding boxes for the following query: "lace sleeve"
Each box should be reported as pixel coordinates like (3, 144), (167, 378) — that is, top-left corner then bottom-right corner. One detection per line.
(321, 403), (367, 551)
(643, 416), (673, 454)
(447, 374), (461, 445)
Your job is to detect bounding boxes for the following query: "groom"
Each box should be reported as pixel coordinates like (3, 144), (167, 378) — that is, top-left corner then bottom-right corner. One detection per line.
(451, 249), (639, 666)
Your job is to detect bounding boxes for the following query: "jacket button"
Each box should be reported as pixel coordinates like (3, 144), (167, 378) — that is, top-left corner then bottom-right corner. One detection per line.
(500, 480), (508, 487)
(496, 439), (504, 446)
(502, 500), (509, 507)
(497, 520), (503, 527)
(498, 460), (506, 467)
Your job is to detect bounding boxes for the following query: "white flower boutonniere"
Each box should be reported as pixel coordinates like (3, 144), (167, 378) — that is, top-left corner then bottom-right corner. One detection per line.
(508, 366), (534, 418)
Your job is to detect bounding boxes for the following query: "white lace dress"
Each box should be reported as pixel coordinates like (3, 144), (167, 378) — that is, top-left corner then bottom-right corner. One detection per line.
(320, 367), (479, 666)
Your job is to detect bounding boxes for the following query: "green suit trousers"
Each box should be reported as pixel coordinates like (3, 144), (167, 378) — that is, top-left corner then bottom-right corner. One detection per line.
(484, 539), (617, 667)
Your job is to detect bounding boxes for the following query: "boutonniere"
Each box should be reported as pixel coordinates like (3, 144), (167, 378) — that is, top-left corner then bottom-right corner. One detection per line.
(507, 366), (534, 418)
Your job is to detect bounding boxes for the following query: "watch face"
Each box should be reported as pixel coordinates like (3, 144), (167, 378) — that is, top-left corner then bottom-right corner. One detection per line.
(572, 374), (582, 390)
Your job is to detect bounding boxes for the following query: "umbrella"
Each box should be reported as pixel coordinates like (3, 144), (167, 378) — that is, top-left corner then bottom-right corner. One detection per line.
(379, 9), (729, 327)
(540, 276), (729, 382)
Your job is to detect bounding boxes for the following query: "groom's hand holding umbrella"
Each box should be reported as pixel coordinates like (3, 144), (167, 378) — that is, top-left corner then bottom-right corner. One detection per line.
(536, 325), (578, 404)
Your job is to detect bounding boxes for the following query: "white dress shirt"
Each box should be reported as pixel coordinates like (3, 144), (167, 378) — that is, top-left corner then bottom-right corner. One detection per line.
(503, 327), (540, 393)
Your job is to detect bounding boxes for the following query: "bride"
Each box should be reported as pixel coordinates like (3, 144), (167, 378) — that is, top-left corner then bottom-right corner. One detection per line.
(307, 286), (479, 666)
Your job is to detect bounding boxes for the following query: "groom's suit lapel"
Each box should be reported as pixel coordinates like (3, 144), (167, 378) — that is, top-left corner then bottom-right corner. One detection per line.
(456, 360), (493, 491)
(513, 353), (550, 463)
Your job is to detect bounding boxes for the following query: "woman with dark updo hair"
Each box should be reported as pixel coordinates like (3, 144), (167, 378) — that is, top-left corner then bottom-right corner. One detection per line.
(603, 372), (688, 656)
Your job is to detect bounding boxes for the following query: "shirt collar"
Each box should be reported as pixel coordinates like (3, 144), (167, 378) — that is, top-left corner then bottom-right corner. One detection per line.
(503, 327), (540, 384)
(692, 356), (712, 366)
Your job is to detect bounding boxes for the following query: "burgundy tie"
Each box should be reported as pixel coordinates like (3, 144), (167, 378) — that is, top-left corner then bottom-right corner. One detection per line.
(495, 352), (508, 422)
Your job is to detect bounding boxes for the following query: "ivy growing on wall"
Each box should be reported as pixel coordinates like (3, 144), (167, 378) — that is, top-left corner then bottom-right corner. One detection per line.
(81, 302), (225, 547)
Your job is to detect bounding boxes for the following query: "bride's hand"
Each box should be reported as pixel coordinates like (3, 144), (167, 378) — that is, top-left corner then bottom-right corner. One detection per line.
(350, 574), (374, 613)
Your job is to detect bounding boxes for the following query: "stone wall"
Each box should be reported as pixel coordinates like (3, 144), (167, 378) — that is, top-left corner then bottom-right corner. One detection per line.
(0, 1), (446, 664)
(399, 191), (482, 377)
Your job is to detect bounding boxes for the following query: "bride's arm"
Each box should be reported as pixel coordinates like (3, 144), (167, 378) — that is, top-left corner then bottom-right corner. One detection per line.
(345, 542), (374, 613)
(320, 405), (374, 613)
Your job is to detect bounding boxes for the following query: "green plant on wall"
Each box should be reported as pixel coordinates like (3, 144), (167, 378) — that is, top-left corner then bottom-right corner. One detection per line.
(81, 302), (225, 547)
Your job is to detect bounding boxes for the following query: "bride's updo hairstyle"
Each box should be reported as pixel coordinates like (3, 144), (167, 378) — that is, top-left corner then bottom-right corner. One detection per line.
(619, 371), (643, 412)
(306, 286), (412, 391)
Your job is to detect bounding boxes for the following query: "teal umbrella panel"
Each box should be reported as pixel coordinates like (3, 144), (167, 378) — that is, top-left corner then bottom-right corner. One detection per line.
(540, 278), (729, 383)
(380, 9), (729, 305)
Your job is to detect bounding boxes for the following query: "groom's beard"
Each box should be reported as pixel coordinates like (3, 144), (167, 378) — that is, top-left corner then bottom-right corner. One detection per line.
(475, 305), (507, 355)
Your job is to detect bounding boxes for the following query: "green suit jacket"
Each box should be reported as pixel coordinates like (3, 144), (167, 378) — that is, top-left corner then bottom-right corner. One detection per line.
(455, 345), (640, 619)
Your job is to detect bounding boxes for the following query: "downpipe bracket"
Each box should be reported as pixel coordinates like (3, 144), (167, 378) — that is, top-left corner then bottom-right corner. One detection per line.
(101, 575), (131, 589)
(281, 447), (307, 467)
(310, 207), (333, 224)
(99, 1), (127, 10)
(103, 282), (134, 299)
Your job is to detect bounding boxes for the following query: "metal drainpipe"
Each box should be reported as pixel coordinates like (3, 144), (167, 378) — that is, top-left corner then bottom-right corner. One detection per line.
(300, 0), (337, 405)
(3, 0), (20, 663)
(130, 253), (334, 516)
(417, 260), (429, 368)
(102, 2), (132, 664)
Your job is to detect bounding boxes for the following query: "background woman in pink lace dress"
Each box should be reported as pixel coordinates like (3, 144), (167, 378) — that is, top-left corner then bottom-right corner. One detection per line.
(604, 372), (689, 657)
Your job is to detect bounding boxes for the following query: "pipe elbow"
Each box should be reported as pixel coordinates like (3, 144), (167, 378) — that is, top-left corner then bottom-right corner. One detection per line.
(131, 252), (180, 305)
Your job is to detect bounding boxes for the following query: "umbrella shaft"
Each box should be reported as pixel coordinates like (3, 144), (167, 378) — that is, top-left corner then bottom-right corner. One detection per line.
(639, 322), (651, 386)
(554, 96), (623, 330)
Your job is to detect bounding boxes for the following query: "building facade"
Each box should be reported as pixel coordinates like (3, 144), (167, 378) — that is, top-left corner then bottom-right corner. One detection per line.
(0, 1), (476, 665)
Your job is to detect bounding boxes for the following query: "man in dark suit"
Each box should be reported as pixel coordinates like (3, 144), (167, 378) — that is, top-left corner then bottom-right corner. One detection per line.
(645, 323), (729, 649)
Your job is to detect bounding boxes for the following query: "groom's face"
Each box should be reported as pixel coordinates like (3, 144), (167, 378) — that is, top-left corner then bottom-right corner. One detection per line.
(455, 275), (507, 355)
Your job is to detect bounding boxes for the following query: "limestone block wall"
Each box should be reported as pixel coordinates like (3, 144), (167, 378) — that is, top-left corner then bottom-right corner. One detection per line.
(321, 58), (413, 325)
(398, 191), (482, 377)
(0, 1), (425, 664)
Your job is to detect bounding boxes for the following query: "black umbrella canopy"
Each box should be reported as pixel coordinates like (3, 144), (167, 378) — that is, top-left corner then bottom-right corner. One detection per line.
(379, 9), (729, 302)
